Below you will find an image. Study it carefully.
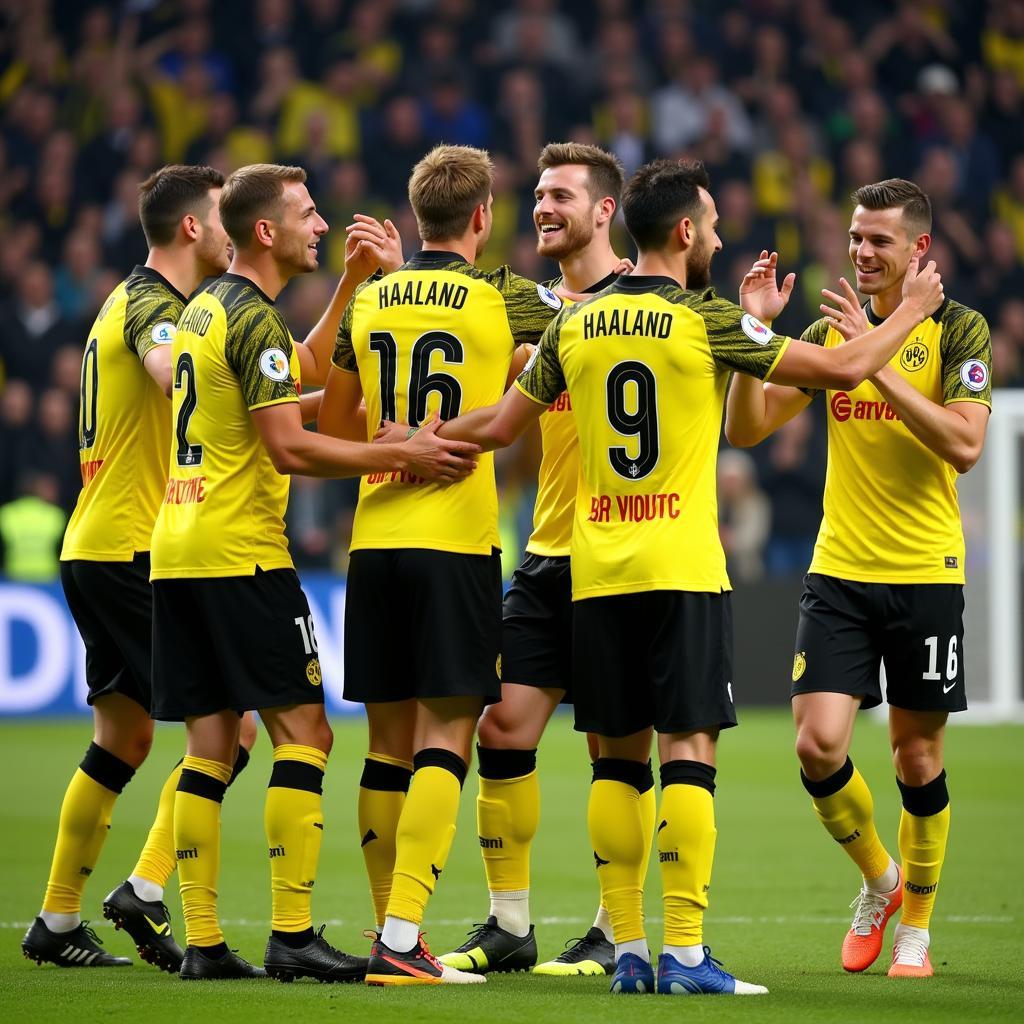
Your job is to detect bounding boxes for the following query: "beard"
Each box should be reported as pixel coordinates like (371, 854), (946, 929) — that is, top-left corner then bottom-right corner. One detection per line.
(686, 236), (713, 289)
(535, 215), (594, 262)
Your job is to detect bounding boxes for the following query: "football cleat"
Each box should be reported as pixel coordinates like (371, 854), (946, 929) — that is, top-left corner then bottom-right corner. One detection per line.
(887, 925), (933, 978)
(102, 880), (184, 973)
(438, 916), (536, 974)
(656, 948), (768, 995)
(264, 926), (367, 983)
(533, 927), (615, 976)
(842, 872), (903, 972)
(609, 952), (654, 994)
(365, 933), (486, 986)
(179, 945), (266, 980)
(21, 918), (132, 968)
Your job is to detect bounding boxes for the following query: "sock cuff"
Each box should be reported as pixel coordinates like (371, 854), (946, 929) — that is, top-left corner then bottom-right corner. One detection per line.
(897, 770), (949, 817)
(413, 747), (468, 788)
(272, 744), (328, 773)
(638, 759), (655, 795)
(228, 746), (250, 786)
(269, 758), (325, 795)
(367, 751), (414, 772)
(660, 759), (716, 794)
(592, 756), (648, 790)
(477, 745), (537, 780)
(80, 742), (135, 794)
(361, 756), (413, 792)
(178, 756), (232, 802)
(800, 756), (855, 799)
(182, 755), (233, 785)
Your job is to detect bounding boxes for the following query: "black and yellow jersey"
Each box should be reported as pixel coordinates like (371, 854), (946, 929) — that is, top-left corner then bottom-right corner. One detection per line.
(61, 266), (184, 562)
(526, 272), (618, 558)
(803, 299), (991, 584)
(516, 275), (789, 600)
(150, 273), (301, 579)
(333, 250), (561, 555)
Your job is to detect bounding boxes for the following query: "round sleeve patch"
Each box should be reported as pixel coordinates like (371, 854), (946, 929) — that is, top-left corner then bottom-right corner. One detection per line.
(537, 283), (563, 310)
(259, 348), (291, 382)
(740, 312), (772, 345)
(959, 359), (988, 392)
(151, 322), (176, 345)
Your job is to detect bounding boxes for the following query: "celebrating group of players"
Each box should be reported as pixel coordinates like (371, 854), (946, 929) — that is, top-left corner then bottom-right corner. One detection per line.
(20, 134), (991, 995)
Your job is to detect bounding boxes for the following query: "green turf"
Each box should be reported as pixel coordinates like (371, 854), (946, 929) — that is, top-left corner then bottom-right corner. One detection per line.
(1, 712), (1020, 1022)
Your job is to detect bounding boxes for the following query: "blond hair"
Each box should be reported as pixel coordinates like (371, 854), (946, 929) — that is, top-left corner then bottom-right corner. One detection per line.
(220, 163), (307, 247)
(537, 142), (624, 204)
(408, 145), (493, 241)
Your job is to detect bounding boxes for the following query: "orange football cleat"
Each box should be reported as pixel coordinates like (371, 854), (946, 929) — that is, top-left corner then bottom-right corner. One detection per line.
(887, 925), (933, 978)
(841, 871), (903, 972)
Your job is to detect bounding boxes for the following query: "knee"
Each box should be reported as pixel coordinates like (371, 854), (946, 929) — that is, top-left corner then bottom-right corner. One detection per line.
(238, 713), (259, 752)
(313, 719), (334, 757)
(477, 709), (524, 750)
(892, 738), (942, 787)
(794, 726), (847, 780)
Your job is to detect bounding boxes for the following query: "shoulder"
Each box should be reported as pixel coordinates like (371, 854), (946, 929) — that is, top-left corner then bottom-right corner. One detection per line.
(483, 265), (564, 311)
(940, 298), (989, 337)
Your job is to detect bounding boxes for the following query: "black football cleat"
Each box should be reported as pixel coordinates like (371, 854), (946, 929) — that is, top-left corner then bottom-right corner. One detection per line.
(102, 880), (184, 973)
(532, 927), (616, 976)
(264, 926), (368, 983)
(438, 916), (537, 974)
(179, 945), (266, 980)
(21, 918), (132, 968)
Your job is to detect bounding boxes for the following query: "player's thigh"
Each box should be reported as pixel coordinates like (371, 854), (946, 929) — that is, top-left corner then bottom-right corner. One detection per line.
(792, 690), (861, 770)
(881, 584), (966, 714)
(186, 709), (242, 766)
(261, 702), (333, 755)
(91, 691), (155, 768)
(597, 728), (654, 762)
(792, 573), (883, 709)
(478, 682), (564, 749)
(365, 699), (417, 762)
(888, 706), (948, 786)
(416, 695), (487, 763)
(658, 728), (719, 767)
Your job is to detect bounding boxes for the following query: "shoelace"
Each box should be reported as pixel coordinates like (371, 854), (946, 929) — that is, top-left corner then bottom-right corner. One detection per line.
(459, 922), (495, 947)
(849, 888), (891, 936)
(701, 947), (729, 976)
(80, 923), (104, 947)
(560, 934), (602, 957)
(892, 933), (929, 967)
(416, 933), (443, 969)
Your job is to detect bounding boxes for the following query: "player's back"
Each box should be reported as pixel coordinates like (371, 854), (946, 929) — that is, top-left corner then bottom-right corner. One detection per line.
(150, 273), (301, 579)
(336, 251), (559, 555)
(61, 267), (184, 562)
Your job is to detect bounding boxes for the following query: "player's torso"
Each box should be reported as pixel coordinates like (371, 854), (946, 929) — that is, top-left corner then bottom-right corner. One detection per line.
(350, 265), (516, 554)
(560, 287), (731, 598)
(528, 394), (579, 557)
(151, 281), (299, 578)
(813, 312), (966, 583)
(62, 271), (179, 562)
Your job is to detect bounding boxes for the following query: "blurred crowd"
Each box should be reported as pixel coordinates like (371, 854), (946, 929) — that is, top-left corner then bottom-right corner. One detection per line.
(0, 0), (1020, 579)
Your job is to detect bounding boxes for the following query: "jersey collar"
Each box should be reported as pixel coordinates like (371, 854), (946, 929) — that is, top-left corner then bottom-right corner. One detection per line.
(865, 297), (948, 326)
(610, 274), (686, 292)
(220, 271), (276, 305)
(406, 250), (469, 268)
(584, 271), (621, 293)
(133, 265), (188, 304)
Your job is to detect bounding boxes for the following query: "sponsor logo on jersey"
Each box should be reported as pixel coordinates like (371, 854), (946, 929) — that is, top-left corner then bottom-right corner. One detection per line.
(829, 392), (901, 422)
(259, 348), (291, 381)
(899, 340), (928, 371)
(740, 312), (772, 345)
(537, 283), (563, 310)
(151, 321), (176, 345)
(792, 651), (806, 681)
(306, 657), (322, 686)
(960, 359), (988, 392)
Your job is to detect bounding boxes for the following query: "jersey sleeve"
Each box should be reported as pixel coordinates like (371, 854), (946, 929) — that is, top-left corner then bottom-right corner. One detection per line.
(502, 271), (564, 345)
(702, 297), (791, 380)
(124, 285), (184, 363)
(514, 315), (566, 406)
(224, 306), (299, 410)
(941, 305), (992, 407)
(332, 293), (358, 372)
(795, 316), (831, 398)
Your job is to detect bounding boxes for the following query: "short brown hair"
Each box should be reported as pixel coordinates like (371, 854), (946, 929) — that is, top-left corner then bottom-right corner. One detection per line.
(138, 165), (225, 247)
(537, 142), (625, 204)
(220, 163), (307, 247)
(851, 178), (932, 236)
(408, 145), (493, 241)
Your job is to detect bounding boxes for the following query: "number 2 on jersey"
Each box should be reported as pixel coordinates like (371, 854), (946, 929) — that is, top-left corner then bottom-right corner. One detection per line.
(174, 352), (204, 467)
(369, 330), (464, 427)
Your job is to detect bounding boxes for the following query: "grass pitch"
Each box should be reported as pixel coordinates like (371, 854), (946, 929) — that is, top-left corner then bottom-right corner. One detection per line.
(1, 711), (1021, 1022)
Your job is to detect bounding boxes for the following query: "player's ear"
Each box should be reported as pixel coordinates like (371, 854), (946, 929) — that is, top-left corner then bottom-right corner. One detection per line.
(255, 218), (274, 248)
(595, 196), (616, 227)
(914, 232), (931, 259)
(472, 202), (486, 232)
(181, 213), (200, 242)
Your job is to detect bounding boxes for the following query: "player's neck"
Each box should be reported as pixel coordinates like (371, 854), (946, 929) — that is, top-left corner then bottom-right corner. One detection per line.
(226, 252), (287, 301)
(421, 238), (478, 264)
(632, 253), (684, 287)
(869, 283), (903, 321)
(145, 248), (204, 300)
(558, 242), (619, 293)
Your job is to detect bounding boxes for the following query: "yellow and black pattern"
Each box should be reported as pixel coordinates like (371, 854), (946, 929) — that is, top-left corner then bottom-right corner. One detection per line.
(332, 278), (375, 373)
(123, 268), (186, 363)
(939, 300), (992, 406)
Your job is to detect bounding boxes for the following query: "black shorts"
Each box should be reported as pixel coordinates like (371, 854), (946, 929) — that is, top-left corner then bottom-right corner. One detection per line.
(791, 573), (967, 713)
(344, 548), (502, 704)
(501, 554), (572, 696)
(60, 553), (153, 711)
(572, 590), (737, 738)
(150, 567), (325, 721)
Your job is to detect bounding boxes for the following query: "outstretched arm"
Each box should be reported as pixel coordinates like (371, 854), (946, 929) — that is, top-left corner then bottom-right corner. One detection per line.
(437, 386), (548, 450)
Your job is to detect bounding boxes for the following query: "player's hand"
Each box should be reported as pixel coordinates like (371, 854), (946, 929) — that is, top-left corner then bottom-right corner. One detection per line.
(820, 278), (869, 341)
(739, 250), (795, 323)
(401, 416), (481, 481)
(901, 255), (943, 320)
(372, 419), (407, 445)
(344, 215), (404, 279)
(613, 257), (634, 275)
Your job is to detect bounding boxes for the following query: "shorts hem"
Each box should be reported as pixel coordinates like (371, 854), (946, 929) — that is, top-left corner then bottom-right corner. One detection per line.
(790, 684), (882, 710)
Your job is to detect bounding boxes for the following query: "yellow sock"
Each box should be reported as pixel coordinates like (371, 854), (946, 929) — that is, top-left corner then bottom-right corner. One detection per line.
(802, 758), (892, 881)
(132, 760), (183, 889)
(897, 772), (951, 928)
(588, 763), (646, 944)
(658, 762), (718, 946)
(387, 751), (466, 926)
(42, 744), (135, 914)
(174, 755), (231, 948)
(477, 749), (539, 893)
(266, 744), (328, 934)
(359, 753), (412, 929)
(638, 768), (657, 888)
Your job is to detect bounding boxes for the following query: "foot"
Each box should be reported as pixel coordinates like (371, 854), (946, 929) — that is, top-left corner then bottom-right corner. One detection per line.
(842, 871), (903, 972)
(22, 918), (132, 968)
(438, 916), (536, 974)
(365, 933), (486, 986)
(533, 927), (615, 976)
(609, 952), (654, 994)
(180, 946), (266, 980)
(656, 948), (768, 995)
(264, 926), (367, 983)
(102, 880), (184, 973)
(887, 925), (933, 978)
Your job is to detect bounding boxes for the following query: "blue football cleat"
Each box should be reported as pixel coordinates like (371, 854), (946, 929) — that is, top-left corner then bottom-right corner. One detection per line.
(609, 952), (654, 994)
(656, 948), (768, 995)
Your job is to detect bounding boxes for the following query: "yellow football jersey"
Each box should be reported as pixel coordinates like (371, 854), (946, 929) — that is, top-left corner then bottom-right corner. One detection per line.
(516, 275), (790, 599)
(333, 251), (562, 555)
(150, 273), (301, 579)
(61, 267), (183, 562)
(526, 272), (618, 558)
(804, 299), (991, 584)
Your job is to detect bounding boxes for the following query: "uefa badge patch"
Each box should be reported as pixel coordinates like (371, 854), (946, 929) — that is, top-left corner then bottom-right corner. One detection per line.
(740, 313), (772, 345)
(536, 283), (563, 310)
(259, 348), (291, 382)
(959, 359), (988, 392)
(151, 322), (176, 345)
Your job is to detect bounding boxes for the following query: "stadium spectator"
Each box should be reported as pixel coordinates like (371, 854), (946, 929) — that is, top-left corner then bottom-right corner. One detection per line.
(718, 450), (771, 583)
(0, 470), (66, 582)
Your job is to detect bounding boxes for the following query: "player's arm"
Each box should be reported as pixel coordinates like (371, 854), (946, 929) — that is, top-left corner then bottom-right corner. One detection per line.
(127, 297), (180, 398)
(506, 344), (533, 388)
(142, 345), (173, 398)
(299, 390), (322, 425)
(318, 366), (367, 442)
